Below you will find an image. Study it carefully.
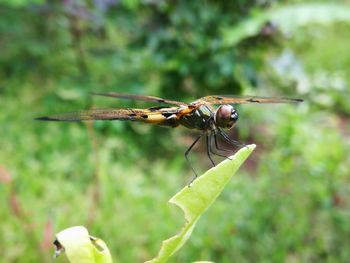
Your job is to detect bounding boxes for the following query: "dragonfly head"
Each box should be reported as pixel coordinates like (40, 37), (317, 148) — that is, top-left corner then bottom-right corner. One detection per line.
(214, 104), (239, 129)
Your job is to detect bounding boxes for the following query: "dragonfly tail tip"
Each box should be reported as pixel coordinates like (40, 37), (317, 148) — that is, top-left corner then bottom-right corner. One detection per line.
(34, 116), (59, 121)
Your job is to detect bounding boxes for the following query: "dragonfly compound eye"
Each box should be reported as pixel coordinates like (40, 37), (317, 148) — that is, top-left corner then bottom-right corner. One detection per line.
(214, 105), (238, 129)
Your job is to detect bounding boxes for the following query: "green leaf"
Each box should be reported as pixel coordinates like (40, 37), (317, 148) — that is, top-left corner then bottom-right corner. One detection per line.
(147, 144), (256, 263)
(54, 226), (112, 263)
(223, 3), (350, 46)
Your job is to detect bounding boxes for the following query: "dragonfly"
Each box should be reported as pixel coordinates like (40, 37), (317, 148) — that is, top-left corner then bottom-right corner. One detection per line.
(36, 92), (303, 178)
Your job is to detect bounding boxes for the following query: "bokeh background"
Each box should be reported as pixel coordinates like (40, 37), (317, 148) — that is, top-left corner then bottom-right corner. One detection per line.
(1, 0), (350, 262)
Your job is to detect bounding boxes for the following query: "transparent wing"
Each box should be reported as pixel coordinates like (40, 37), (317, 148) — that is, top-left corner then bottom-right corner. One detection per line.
(195, 95), (303, 105)
(91, 92), (187, 106)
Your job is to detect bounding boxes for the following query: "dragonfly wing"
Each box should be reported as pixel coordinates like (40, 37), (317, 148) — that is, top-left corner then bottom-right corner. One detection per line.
(195, 95), (303, 105)
(35, 108), (174, 123)
(91, 92), (187, 106)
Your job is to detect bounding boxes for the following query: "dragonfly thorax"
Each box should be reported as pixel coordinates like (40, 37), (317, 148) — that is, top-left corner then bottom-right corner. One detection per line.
(178, 105), (212, 130)
(214, 104), (239, 129)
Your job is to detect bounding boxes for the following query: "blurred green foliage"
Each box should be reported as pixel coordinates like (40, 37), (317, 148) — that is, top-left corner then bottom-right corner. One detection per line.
(1, 0), (350, 262)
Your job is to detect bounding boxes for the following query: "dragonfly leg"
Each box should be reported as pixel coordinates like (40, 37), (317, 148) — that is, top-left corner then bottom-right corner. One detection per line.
(185, 134), (202, 184)
(206, 134), (216, 167)
(210, 133), (233, 160)
(218, 128), (246, 148)
(213, 132), (234, 153)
